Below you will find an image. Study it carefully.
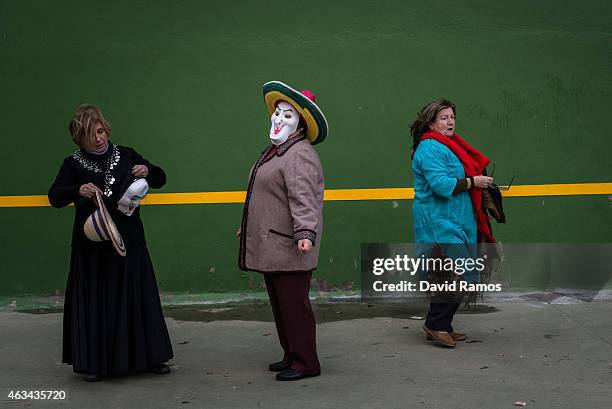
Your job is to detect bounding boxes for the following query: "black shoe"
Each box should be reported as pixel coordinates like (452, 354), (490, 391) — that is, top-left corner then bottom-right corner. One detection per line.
(268, 360), (292, 372)
(81, 373), (103, 382)
(275, 368), (320, 381)
(149, 363), (171, 375)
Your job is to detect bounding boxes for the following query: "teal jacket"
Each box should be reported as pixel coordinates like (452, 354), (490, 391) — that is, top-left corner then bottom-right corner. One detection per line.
(412, 139), (476, 245)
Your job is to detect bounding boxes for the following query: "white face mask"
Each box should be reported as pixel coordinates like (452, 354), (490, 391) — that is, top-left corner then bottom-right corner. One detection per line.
(270, 101), (300, 145)
(117, 179), (149, 216)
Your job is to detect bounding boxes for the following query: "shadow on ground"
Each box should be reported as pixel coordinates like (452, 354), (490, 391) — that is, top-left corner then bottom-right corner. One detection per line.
(17, 302), (498, 323)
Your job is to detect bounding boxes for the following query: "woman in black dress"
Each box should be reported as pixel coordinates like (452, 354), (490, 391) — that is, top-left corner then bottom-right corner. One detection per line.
(48, 104), (173, 381)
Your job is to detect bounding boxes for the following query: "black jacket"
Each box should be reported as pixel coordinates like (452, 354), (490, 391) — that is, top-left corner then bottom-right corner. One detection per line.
(48, 143), (165, 250)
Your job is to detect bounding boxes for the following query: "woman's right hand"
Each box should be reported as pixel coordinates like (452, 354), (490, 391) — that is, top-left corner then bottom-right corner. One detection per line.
(79, 183), (102, 199)
(473, 176), (494, 189)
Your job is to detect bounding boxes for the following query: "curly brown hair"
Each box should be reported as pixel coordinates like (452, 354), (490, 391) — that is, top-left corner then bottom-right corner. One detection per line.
(68, 104), (112, 148)
(410, 98), (456, 157)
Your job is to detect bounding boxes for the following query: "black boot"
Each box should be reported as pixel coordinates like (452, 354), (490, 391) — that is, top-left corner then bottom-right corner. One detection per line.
(268, 360), (292, 372)
(276, 368), (320, 381)
(81, 374), (103, 382)
(149, 363), (171, 375)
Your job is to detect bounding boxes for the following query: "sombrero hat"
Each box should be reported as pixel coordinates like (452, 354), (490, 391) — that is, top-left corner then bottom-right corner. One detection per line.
(263, 81), (328, 145)
(83, 191), (127, 257)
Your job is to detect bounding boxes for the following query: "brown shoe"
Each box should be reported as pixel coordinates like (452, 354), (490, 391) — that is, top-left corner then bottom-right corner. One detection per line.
(423, 325), (456, 348)
(451, 331), (466, 341)
(426, 330), (466, 341)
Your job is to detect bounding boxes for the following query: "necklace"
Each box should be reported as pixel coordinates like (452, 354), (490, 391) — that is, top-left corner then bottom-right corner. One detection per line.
(71, 145), (121, 197)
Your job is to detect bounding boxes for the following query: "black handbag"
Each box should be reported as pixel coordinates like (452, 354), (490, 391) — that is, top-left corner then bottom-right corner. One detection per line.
(482, 175), (514, 223)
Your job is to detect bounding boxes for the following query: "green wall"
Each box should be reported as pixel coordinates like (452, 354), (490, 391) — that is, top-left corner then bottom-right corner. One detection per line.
(1, 0), (611, 296)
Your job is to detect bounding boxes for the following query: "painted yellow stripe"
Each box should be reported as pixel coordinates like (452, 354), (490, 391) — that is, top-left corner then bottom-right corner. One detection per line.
(142, 191), (246, 205)
(324, 188), (413, 201)
(0, 195), (52, 207)
(1, 183), (611, 208)
(498, 183), (612, 197)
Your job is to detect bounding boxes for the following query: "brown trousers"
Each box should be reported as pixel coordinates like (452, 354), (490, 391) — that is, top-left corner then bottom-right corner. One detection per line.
(264, 271), (320, 374)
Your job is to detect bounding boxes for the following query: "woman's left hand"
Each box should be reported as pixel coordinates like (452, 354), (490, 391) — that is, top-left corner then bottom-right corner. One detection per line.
(298, 239), (313, 254)
(473, 175), (494, 189)
(132, 165), (149, 177)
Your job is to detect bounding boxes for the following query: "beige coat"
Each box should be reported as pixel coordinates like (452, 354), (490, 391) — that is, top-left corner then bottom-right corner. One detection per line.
(239, 136), (324, 273)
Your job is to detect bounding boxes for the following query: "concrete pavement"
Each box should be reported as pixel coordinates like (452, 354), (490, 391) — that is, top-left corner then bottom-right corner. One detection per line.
(1, 301), (611, 409)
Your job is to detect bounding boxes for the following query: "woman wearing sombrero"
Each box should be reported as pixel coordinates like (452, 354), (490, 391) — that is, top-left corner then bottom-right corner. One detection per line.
(48, 104), (173, 381)
(238, 81), (327, 381)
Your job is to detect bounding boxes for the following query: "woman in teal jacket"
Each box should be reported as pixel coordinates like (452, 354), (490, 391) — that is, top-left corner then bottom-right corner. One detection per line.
(411, 98), (494, 348)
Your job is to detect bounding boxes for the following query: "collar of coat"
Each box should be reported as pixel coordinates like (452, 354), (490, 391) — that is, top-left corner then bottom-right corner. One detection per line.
(263, 130), (307, 157)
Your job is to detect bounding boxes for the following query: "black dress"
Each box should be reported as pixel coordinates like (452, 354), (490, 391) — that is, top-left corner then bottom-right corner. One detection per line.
(48, 143), (173, 376)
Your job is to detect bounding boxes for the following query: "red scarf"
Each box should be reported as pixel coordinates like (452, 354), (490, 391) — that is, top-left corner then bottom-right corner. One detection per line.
(420, 130), (495, 243)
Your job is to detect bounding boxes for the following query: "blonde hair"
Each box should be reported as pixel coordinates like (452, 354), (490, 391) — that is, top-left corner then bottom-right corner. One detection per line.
(68, 104), (112, 147)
